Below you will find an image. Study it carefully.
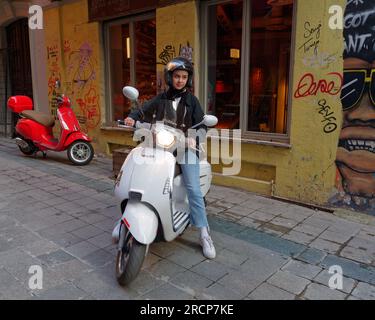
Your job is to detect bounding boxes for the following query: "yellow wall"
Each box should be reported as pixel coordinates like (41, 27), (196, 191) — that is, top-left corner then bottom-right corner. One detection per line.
(156, 1), (199, 93)
(44, 0), (103, 149)
(283, 0), (345, 204)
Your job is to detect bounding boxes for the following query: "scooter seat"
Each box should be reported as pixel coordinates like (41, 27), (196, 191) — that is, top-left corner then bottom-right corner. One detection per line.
(21, 110), (55, 127)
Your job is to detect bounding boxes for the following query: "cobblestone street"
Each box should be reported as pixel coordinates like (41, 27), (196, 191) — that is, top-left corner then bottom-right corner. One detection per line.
(0, 137), (375, 300)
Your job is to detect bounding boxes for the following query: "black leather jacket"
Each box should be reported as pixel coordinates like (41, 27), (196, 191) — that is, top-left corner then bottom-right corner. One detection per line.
(128, 91), (207, 134)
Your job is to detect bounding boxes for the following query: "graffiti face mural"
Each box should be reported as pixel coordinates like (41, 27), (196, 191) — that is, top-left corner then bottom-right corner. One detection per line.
(335, 0), (375, 208)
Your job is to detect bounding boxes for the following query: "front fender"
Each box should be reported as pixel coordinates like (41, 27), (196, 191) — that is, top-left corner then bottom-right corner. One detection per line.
(64, 132), (91, 148)
(122, 200), (158, 245)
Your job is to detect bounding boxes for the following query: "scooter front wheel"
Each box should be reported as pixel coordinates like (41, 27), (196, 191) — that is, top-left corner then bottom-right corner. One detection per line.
(116, 224), (146, 286)
(67, 140), (94, 166)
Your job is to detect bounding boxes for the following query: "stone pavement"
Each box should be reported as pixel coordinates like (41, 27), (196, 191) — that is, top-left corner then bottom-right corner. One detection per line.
(0, 136), (375, 300)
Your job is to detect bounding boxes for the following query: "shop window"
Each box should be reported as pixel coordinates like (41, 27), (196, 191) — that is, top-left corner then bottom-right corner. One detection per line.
(206, 1), (243, 129)
(106, 15), (156, 122)
(134, 20), (157, 102)
(248, 1), (293, 133)
(203, 0), (294, 135)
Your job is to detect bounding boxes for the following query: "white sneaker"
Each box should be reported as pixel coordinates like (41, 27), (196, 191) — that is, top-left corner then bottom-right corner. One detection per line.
(200, 235), (216, 259)
(112, 220), (121, 244)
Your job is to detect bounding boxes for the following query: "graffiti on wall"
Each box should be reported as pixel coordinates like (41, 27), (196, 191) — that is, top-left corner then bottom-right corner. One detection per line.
(63, 40), (71, 54)
(295, 13), (342, 135)
(66, 42), (96, 97)
(317, 99), (338, 133)
(76, 87), (100, 130)
(64, 41), (99, 132)
(296, 17), (337, 70)
(302, 52), (337, 69)
(294, 72), (343, 98)
(330, 0), (375, 212)
(46, 44), (61, 118)
(179, 42), (193, 62)
(298, 21), (322, 56)
(157, 45), (176, 65)
(157, 41), (193, 65)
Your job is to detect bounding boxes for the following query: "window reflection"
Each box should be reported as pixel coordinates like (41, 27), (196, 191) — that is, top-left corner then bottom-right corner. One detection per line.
(109, 23), (130, 121)
(135, 19), (156, 103)
(248, 0), (293, 133)
(206, 0), (293, 134)
(207, 1), (243, 129)
(108, 17), (156, 122)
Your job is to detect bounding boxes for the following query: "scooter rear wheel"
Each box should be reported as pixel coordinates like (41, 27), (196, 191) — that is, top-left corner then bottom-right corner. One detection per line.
(18, 140), (36, 155)
(67, 140), (94, 166)
(116, 224), (146, 286)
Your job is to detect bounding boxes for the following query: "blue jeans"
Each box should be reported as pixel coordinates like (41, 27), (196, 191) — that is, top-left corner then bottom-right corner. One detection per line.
(179, 149), (209, 228)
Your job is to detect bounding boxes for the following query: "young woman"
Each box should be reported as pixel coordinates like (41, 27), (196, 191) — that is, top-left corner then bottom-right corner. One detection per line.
(122, 56), (216, 259)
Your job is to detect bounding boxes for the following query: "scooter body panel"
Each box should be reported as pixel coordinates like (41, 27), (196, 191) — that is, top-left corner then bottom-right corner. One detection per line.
(115, 145), (213, 244)
(57, 106), (81, 133)
(121, 200), (158, 244)
(199, 160), (212, 197)
(115, 147), (190, 242)
(63, 132), (91, 148)
(114, 147), (137, 207)
(16, 118), (55, 149)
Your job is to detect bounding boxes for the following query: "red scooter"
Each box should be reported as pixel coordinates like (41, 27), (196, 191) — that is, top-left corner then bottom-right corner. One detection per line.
(7, 93), (94, 165)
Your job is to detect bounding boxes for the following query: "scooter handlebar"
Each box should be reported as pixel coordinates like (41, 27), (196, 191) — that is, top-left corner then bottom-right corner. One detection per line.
(117, 120), (135, 129)
(135, 121), (152, 130)
(56, 95), (71, 108)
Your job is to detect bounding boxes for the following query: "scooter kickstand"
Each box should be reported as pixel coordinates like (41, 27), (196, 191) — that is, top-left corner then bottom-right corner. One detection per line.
(35, 150), (47, 158)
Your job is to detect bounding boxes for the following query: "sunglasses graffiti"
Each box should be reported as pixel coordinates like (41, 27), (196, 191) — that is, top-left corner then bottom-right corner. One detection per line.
(341, 69), (375, 111)
(331, 1), (375, 212)
(335, 66), (375, 205)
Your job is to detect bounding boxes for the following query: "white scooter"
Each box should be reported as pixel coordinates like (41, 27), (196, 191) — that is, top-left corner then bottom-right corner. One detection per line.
(113, 86), (218, 286)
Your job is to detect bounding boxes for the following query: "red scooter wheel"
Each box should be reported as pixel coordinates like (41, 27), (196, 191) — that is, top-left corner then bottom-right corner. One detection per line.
(67, 140), (94, 165)
(18, 140), (37, 155)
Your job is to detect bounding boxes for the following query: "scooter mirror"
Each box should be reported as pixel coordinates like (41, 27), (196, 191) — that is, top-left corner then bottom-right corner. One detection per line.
(203, 115), (218, 127)
(122, 86), (139, 101)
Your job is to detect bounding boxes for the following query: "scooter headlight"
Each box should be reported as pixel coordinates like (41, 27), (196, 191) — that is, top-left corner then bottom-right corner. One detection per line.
(156, 130), (175, 148)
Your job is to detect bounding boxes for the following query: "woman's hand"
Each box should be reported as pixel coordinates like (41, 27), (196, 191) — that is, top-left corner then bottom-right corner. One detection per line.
(124, 117), (135, 127)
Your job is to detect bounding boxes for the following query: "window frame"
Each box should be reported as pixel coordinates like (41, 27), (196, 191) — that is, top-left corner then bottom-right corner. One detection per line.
(104, 12), (156, 124)
(200, 0), (298, 144)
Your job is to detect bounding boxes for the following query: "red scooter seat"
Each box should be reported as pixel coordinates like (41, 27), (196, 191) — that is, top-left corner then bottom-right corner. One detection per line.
(21, 110), (55, 127)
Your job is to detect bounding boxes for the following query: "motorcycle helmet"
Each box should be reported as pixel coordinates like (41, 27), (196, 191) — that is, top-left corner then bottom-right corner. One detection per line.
(164, 56), (193, 88)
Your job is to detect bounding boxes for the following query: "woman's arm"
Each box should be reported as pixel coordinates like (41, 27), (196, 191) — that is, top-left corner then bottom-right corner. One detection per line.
(128, 97), (157, 122)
